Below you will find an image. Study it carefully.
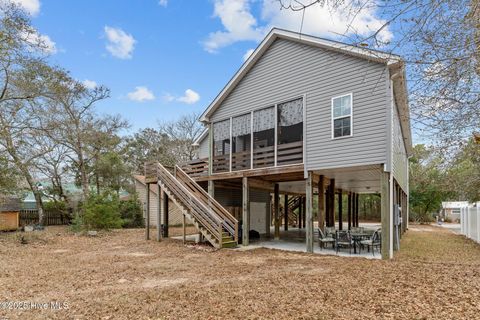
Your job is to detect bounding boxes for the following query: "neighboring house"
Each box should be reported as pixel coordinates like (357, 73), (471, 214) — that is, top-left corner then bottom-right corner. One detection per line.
(134, 175), (185, 227)
(441, 201), (469, 222)
(145, 28), (412, 259)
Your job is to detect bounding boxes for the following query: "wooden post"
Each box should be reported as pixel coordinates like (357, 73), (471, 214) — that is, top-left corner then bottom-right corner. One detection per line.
(146, 183), (150, 240)
(355, 193), (359, 227)
(208, 180), (214, 197)
(338, 190), (343, 230)
(274, 183), (280, 239)
(242, 177), (250, 246)
(329, 179), (335, 227)
(302, 197), (306, 228)
(381, 171), (392, 259)
(284, 194), (289, 231)
(352, 192), (356, 227)
(318, 175), (325, 232)
(208, 122), (213, 175)
(298, 196), (303, 229)
(182, 214), (186, 244)
(162, 190), (169, 238)
(266, 194), (271, 237)
(347, 192), (352, 230)
(325, 185), (330, 227)
(157, 184), (162, 242)
(306, 172), (314, 253)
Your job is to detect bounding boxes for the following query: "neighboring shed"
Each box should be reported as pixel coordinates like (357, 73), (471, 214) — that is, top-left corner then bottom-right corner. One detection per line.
(0, 197), (21, 231)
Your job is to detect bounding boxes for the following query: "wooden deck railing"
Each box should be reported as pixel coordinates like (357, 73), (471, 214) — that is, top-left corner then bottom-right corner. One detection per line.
(181, 158), (208, 178)
(212, 154), (229, 173)
(179, 140), (303, 178)
(231, 150), (251, 171)
(277, 141), (303, 166)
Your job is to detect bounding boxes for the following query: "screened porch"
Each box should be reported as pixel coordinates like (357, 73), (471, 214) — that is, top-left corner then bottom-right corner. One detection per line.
(183, 97), (305, 177)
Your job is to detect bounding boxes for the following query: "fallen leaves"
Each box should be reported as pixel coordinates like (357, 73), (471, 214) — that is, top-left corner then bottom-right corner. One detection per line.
(0, 225), (479, 319)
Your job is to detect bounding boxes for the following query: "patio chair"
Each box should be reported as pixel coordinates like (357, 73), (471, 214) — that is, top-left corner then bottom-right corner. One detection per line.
(335, 230), (353, 254)
(318, 228), (335, 250)
(359, 229), (382, 256)
(325, 227), (336, 238)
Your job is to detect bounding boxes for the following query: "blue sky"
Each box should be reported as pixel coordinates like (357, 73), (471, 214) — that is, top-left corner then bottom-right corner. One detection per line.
(17, 0), (395, 133)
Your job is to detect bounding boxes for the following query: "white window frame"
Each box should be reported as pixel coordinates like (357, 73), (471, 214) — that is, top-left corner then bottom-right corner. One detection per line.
(331, 93), (353, 139)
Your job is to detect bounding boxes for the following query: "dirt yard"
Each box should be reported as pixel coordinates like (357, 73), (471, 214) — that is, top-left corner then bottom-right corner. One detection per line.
(1, 225), (479, 320)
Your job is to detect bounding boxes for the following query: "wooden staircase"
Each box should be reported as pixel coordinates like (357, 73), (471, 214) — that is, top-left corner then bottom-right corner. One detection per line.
(145, 162), (238, 249)
(279, 196), (302, 226)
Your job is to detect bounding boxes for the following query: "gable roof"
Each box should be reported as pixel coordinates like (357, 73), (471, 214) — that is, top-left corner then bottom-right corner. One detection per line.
(192, 128), (208, 146)
(199, 28), (412, 155)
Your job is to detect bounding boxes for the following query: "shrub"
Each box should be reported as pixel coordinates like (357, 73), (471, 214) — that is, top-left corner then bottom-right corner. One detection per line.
(70, 212), (84, 233)
(44, 200), (68, 212)
(409, 210), (435, 224)
(82, 191), (123, 230)
(120, 195), (144, 228)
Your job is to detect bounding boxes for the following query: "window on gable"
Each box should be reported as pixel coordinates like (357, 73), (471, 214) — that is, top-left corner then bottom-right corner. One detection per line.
(332, 94), (352, 138)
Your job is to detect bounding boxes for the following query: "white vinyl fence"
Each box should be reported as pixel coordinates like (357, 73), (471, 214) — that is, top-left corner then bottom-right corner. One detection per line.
(460, 205), (480, 244)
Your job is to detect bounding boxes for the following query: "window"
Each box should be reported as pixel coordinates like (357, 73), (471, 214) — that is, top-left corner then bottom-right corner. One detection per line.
(277, 98), (303, 165)
(253, 107), (275, 168)
(213, 119), (230, 173)
(232, 113), (251, 171)
(332, 94), (353, 138)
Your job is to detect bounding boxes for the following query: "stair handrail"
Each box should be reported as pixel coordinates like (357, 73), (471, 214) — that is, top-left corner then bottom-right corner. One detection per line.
(155, 162), (224, 242)
(174, 165), (239, 242)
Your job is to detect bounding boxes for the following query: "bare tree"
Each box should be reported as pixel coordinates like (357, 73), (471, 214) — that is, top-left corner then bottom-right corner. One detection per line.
(42, 70), (111, 201)
(0, 3), (61, 224)
(158, 113), (204, 163)
(276, 0), (480, 148)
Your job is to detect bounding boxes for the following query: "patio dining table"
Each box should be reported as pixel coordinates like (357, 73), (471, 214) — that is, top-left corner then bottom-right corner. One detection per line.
(350, 233), (370, 254)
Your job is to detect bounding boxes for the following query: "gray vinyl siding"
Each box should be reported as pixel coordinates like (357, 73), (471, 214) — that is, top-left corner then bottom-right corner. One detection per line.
(214, 186), (269, 207)
(198, 135), (209, 159)
(135, 180), (185, 226)
(391, 101), (408, 191)
(210, 38), (389, 170)
(214, 187), (242, 207)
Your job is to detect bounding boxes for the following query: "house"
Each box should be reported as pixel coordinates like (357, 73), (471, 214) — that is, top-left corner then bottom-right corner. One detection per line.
(144, 28), (412, 259)
(134, 175), (187, 234)
(441, 201), (469, 222)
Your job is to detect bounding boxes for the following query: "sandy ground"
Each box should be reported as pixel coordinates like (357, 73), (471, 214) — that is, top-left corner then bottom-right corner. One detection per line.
(1, 225), (479, 320)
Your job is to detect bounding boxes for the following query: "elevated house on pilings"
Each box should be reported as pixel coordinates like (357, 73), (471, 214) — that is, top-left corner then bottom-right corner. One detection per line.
(144, 28), (412, 259)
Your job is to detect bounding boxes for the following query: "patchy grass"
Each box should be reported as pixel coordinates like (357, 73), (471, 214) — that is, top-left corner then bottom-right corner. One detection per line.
(0, 225), (479, 319)
(396, 225), (480, 263)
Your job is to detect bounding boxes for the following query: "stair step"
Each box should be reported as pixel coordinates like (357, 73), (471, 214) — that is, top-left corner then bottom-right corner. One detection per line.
(221, 241), (237, 248)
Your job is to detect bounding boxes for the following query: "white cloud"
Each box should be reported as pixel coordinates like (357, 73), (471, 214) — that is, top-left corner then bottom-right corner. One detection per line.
(261, 1), (392, 44)
(158, 0), (168, 7)
(104, 26), (136, 59)
(162, 93), (175, 102)
(127, 86), (155, 102)
(177, 89), (200, 104)
(203, 0), (265, 53)
(12, 0), (40, 16)
(22, 29), (57, 54)
(163, 89), (201, 104)
(243, 48), (254, 61)
(204, 0), (392, 52)
(82, 79), (97, 89)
